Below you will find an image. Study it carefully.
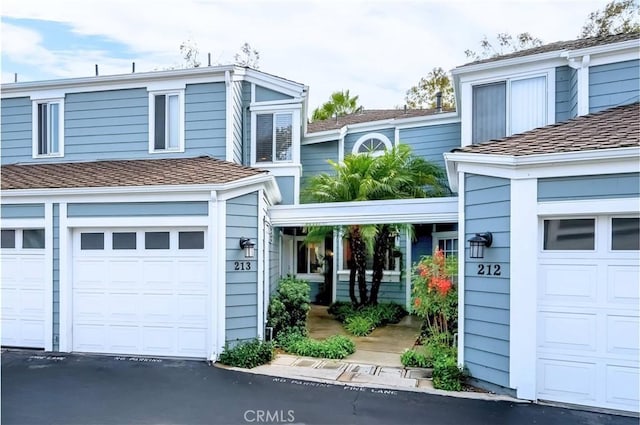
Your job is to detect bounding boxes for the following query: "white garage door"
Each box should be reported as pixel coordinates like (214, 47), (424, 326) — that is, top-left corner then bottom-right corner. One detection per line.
(1, 229), (47, 348)
(537, 216), (639, 412)
(72, 228), (210, 358)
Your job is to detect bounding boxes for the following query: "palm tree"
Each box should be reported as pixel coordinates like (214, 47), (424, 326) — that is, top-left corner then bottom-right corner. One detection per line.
(311, 90), (361, 121)
(302, 153), (376, 306)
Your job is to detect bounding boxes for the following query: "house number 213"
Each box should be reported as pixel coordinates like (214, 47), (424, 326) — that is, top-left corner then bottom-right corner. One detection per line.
(234, 261), (251, 271)
(477, 264), (501, 276)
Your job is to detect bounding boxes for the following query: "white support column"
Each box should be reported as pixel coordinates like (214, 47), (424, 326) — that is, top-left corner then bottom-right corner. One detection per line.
(225, 71), (234, 162)
(58, 203), (72, 352)
(457, 173), (466, 366)
(208, 191), (220, 361)
(44, 203), (54, 352)
(577, 55), (590, 116)
(404, 227), (412, 311)
(332, 230), (339, 303)
(509, 178), (538, 400)
(257, 190), (266, 339)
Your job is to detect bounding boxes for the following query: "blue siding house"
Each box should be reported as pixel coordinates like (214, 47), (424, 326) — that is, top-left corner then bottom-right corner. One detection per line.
(1, 32), (638, 413)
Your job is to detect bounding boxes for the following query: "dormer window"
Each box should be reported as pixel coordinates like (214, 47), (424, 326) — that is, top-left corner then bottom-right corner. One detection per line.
(32, 99), (64, 158)
(256, 112), (292, 162)
(149, 91), (185, 153)
(472, 75), (548, 143)
(352, 133), (392, 157)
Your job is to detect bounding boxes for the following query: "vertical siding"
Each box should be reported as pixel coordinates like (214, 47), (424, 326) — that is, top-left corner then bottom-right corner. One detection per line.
(399, 122), (461, 168)
(269, 229), (281, 295)
(538, 173), (640, 201)
(300, 141), (339, 196)
(1, 97), (32, 165)
(231, 81), (244, 164)
(52, 204), (60, 351)
(226, 191), (259, 342)
(555, 66), (578, 122)
(344, 128), (395, 156)
(242, 81), (252, 166)
(64, 88), (148, 161)
(275, 176), (296, 205)
(184, 82), (226, 159)
(589, 59), (640, 113)
(464, 174), (511, 388)
(255, 85), (293, 102)
(1, 204), (45, 219)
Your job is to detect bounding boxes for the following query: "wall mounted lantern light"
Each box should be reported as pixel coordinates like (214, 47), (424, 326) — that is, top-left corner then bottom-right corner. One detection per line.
(239, 237), (256, 258)
(468, 232), (493, 259)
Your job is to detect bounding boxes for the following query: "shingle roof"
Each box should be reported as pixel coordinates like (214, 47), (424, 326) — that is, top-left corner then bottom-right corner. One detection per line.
(1, 156), (266, 190)
(454, 103), (640, 156)
(458, 32), (639, 68)
(307, 108), (453, 133)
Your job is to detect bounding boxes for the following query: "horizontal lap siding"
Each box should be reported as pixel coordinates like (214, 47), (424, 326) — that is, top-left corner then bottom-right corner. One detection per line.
(64, 88), (148, 161)
(185, 83), (226, 160)
(226, 192), (259, 342)
(399, 122), (461, 169)
(300, 141), (338, 196)
(538, 173), (640, 201)
(555, 66), (577, 122)
(1, 203), (45, 219)
(464, 174), (510, 388)
(231, 81), (243, 164)
(255, 85), (293, 102)
(67, 202), (208, 217)
(1, 97), (32, 164)
(589, 59), (640, 113)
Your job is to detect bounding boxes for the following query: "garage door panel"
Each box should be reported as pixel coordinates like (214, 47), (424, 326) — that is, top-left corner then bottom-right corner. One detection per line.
(606, 365), (640, 408)
(2, 289), (19, 316)
(607, 265), (640, 304)
(20, 289), (46, 315)
(606, 315), (639, 356)
(538, 312), (597, 352)
(177, 261), (208, 287)
(74, 324), (107, 351)
(178, 328), (207, 356)
(537, 358), (597, 402)
(142, 327), (176, 353)
(143, 261), (175, 286)
(142, 294), (174, 321)
(109, 293), (141, 322)
(177, 295), (208, 322)
(108, 260), (142, 287)
(109, 326), (141, 352)
(74, 292), (108, 320)
(539, 264), (597, 302)
(75, 260), (108, 288)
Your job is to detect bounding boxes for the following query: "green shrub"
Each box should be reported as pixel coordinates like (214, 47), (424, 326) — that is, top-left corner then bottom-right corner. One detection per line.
(218, 339), (274, 369)
(278, 331), (355, 359)
(375, 302), (407, 324)
(344, 315), (376, 336)
(267, 276), (310, 339)
(424, 333), (465, 391)
(327, 301), (356, 322)
(401, 348), (432, 368)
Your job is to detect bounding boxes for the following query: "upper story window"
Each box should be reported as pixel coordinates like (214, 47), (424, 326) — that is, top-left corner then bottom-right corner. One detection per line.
(256, 112), (292, 162)
(32, 99), (64, 158)
(149, 91), (184, 153)
(472, 75), (547, 144)
(352, 133), (392, 157)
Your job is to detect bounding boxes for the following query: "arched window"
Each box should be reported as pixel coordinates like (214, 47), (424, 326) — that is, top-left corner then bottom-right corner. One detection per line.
(352, 133), (392, 156)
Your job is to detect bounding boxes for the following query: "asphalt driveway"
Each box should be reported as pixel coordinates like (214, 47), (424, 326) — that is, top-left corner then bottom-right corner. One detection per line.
(1, 350), (636, 425)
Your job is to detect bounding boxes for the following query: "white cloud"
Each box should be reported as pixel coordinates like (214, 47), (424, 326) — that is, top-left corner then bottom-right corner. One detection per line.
(2, 0), (613, 108)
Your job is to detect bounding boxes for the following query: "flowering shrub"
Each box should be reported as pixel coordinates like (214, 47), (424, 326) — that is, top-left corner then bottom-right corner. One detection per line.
(411, 249), (458, 340)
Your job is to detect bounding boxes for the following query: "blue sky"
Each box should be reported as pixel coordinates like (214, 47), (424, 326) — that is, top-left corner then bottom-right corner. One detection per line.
(1, 0), (611, 109)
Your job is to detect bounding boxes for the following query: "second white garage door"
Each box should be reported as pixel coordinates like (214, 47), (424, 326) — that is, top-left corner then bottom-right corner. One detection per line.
(72, 228), (210, 358)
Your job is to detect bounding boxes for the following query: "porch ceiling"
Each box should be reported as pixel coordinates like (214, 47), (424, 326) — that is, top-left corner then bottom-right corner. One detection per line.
(269, 197), (458, 226)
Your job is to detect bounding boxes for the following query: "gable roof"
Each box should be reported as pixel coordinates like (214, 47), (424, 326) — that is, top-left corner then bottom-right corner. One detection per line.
(454, 102), (639, 156)
(1, 156), (266, 190)
(457, 32), (639, 68)
(307, 108), (453, 133)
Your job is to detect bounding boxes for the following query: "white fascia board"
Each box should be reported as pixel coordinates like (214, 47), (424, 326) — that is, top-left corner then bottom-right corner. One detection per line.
(250, 102), (302, 112)
(1, 66), (234, 98)
(451, 51), (564, 76)
(243, 69), (306, 98)
(395, 114), (460, 130)
(562, 39), (640, 61)
(302, 132), (340, 145)
(269, 197), (458, 226)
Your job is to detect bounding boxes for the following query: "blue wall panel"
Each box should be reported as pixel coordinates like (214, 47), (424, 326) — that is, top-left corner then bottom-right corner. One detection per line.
(255, 85), (293, 102)
(1, 204), (45, 219)
(67, 202), (208, 217)
(589, 59), (640, 113)
(399, 122), (461, 168)
(538, 173), (640, 201)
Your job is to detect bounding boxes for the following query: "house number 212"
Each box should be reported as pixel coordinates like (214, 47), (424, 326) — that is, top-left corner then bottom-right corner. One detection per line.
(477, 264), (501, 276)
(234, 261), (251, 271)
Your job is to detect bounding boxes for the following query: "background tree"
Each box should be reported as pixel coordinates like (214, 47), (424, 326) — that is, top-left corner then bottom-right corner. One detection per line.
(405, 67), (455, 109)
(180, 39), (201, 68)
(580, 0), (640, 37)
(234, 42), (261, 69)
(464, 32), (544, 61)
(311, 90), (361, 121)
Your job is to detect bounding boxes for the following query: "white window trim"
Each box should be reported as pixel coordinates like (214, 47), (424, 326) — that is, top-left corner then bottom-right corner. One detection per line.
(148, 89), (185, 154)
(337, 234), (401, 273)
(32, 98), (65, 159)
(461, 69), (555, 146)
(250, 108), (300, 166)
(293, 235), (325, 275)
(432, 231), (459, 255)
(352, 132), (392, 156)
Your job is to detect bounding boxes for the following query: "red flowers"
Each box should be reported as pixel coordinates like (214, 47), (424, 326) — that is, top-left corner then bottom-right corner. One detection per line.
(414, 297), (422, 308)
(429, 277), (452, 296)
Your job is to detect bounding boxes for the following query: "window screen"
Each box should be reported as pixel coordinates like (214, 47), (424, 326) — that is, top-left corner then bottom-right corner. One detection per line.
(256, 114), (274, 162)
(472, 82), (506, 143)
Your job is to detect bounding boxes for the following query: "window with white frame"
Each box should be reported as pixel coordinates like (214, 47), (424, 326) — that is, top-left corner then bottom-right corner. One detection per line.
(149, 91), (184, 152)
(256, 112), (293, 162)
(295, 237), (324, 274)
(352, 133), (392, 156)
(341, 235), (399, 271)
(472, 75), (547, 143)
(432, 231), (458, 257)
(33, 99), (63, 157)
